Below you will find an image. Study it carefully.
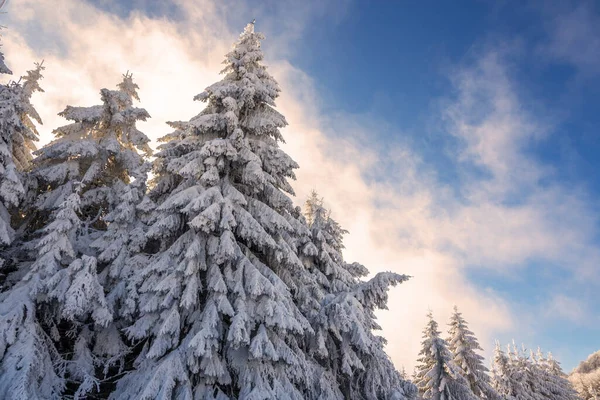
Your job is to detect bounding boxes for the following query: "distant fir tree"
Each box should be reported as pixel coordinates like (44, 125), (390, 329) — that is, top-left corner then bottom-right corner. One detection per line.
(302, 191), (416, 399)
(506, 344), (540, 400)
(0, 61), (44, 275)
(491, 342), (514, 399)
(0, 73), (151, 399)
(490, 342), (580, 400)
(447, 306), (501, 399)
(535, 350), (580, 400)
(414, 311), (477, 400)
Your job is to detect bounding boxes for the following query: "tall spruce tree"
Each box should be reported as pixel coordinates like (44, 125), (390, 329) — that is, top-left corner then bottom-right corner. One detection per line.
(0, 62), (44, 275)
(0, 73), (151, 399)
(414, 312), (477, 400)
(447, 306), (500, 399)
(116, 22), (319, 399)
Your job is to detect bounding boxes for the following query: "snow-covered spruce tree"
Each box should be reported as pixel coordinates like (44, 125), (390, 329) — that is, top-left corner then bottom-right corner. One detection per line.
(491, 342), (514, 399)
(506, 344), (539, 400)
(447, 306), (501, 400)
(313, 272), (416, 399)
(414, 312), (477, 400)
(535, 350), (580, 400)
(116, 23), (413, 400)
(302, 192), (416, 399)
(0, 73), (151, 399)
(0, 62), (44, 276)
(298, 190), (363, 320)
(116, 22), (319, 400)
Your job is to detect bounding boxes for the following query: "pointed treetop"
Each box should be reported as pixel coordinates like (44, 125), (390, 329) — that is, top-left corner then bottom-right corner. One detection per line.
(424, 310), (440, 336)
(117, 71), (140, 101)
(20, 61), (45, 100)
(245, 19), (256, 33)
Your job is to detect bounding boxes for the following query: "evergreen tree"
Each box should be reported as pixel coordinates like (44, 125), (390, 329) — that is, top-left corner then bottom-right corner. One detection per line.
(447, 306), (500, 399)
(491, 342), (513, 399)
(0, 73), (151, 399)
(0, 62), (44, 275)
(116, 22), (320, 399)
(536, 350), (580, 400)
(313, 272), (415, 399)
(506, 344), (539, 400)
(299, 192), (415, 399)
(414, 311), (477, 400)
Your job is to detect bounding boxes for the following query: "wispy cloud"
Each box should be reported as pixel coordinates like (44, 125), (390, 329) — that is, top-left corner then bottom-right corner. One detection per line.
(540, 1), (600, 77)
(545, 294), (588, 325)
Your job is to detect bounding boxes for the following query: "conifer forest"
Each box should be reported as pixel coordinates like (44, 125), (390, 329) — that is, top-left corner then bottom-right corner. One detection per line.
(0, 11), (597, 400)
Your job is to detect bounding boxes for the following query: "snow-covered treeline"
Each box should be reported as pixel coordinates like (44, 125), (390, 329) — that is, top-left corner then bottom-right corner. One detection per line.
(413, 308), (580, 400)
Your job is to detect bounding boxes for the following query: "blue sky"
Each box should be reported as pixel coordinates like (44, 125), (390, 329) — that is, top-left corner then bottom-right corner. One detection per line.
(3, 0), (599, 372)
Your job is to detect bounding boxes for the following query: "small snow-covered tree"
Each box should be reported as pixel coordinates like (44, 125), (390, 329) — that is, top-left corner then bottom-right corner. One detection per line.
(491, 342), (581, 400)
(535, 350), (580, 400)
(491, 342), (513, 399)
(506, 344), (539, 400)
(447, 306), (500, 399)
(302, 190), (365, 293)
(414, 312), (477, 400)
(298, 191), (363, 320)
(0, 62), (44, 274)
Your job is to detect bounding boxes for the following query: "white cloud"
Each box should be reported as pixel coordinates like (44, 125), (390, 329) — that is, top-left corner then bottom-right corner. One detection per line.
(2, 0), (596, 372)
(545, 294), (587, 325)
(540, 2), (600, 77)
